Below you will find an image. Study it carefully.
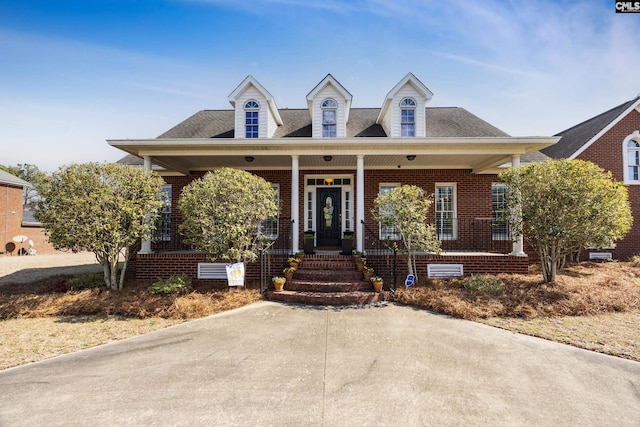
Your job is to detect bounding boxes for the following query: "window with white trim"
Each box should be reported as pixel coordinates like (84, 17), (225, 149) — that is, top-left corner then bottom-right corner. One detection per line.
(627, 139), (640, 182)
(154, 185), (172, 241)
(400, 98), (415, 137)
(379, 183), (401, 240)
(261, 184), (279, 240)
(244, 100), (259, 138)
(321, 98), (337, 138)
(491, 184), (511, 240)
(435, 184), (456, 240)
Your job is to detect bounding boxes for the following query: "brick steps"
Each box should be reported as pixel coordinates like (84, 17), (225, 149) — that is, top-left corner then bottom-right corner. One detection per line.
(266, 290), (384, 306)
(267, 253), (384, 306)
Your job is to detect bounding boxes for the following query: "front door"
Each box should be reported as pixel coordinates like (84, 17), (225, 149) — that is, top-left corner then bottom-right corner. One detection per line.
(316, 188), (341, 247)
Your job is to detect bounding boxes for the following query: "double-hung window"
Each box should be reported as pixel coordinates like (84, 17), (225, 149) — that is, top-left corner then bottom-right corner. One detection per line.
(379, 184), (401, 240)
(244, 100), (259, 138)
(435, 184), (456, 240)
(627, 139), (640, 182)
(491, 184), (511, 240)
(154, 185), (172, 242)
(400, 98), (416, 137)
(321, 99), (337, 138)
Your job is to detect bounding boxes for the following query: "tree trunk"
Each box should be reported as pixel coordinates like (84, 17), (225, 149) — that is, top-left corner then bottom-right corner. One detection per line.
(118, 248), (130, 290)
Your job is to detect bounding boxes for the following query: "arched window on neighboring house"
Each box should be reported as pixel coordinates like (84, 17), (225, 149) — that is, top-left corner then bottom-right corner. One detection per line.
(400, 97), (416, 137)
(623, 131), (640, 184)
(321, 98), (337, 138)
(244, 100), (259, 138)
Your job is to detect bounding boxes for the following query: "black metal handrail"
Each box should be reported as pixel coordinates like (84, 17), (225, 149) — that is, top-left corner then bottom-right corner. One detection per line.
(260, 218), (293, 293)
(361, 220), (398, 291)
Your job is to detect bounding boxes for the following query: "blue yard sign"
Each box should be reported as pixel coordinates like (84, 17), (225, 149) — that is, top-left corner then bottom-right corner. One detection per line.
(405, 274), (415, 287)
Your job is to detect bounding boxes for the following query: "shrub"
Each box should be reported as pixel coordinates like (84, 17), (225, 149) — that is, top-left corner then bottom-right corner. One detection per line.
(67, 272), (105, 290)
(147, 275), (193, 295)
(460, 275), (505, 294)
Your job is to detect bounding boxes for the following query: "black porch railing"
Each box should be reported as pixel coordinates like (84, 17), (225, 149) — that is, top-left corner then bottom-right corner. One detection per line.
(361, 217), (513, 290)
(433, 217), (512, 254)
(361, 220), (398, 291)
(260, 218), (293, 294)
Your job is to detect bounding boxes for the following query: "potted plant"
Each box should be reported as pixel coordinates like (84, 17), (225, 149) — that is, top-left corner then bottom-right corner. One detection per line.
(341, 231), (354, 255)
(288, 256), (301, 268)
(283, 267), (296, 280)
(352, 249), (362, 260)
(295, 250), (305, 261)
(362, 266), (374, 281)
(303, 231), (315, 254)
(355, 257), (366, 271)
(272, 276), (286, 291)
(370, 276), (384, 292)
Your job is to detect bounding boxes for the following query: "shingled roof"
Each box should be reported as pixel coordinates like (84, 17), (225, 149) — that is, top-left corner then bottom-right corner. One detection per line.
(542, 97), (640, 159)
(157, 107), (508, 139)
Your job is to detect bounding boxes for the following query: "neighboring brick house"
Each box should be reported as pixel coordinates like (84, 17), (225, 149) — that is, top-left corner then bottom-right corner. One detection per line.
(109, 73), (558, 283)
(541, 96), (640, 260)
(0, 169), (57, 256)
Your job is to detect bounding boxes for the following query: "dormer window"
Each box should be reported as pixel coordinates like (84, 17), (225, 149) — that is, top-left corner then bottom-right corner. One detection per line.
(400, 98), (416, 137)
(244, 100), (259, 138)
(321, 98), (337, 138)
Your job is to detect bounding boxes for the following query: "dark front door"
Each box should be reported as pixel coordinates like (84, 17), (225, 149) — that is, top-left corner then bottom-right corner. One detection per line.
(316, 188), (341, 247)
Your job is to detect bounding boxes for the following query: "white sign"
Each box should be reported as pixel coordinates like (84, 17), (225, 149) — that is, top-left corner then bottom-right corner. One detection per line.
(226, 262), (245, 287)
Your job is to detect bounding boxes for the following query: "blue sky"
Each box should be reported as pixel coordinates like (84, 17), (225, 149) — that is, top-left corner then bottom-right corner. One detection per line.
(1, 0), (639, 171)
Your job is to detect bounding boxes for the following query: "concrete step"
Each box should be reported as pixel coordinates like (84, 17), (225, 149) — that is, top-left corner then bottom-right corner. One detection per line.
(284, 280), (373, 293)
(293, 269), (363, 282)
(265, 290), (386, 306)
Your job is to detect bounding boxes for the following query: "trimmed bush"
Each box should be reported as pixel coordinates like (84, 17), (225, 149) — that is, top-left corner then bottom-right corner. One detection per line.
(460, 275), (505, 294)
(147, 275), (193, 295)
(67, 272), (105, 291)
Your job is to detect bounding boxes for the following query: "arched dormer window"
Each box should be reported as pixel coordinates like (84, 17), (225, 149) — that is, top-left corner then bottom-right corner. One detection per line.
(244, 100), (259, 138)
(321, 98), (337, 138)
(625, 134), (640, 183)
(400, 97), (416, 137)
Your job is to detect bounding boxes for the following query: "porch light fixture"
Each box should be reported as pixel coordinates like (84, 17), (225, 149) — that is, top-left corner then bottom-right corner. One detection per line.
(324, 177), (334, 184)
(406, 155), (416, 161)
(244, 156), (255, 162)
(323, 155), (333, 162)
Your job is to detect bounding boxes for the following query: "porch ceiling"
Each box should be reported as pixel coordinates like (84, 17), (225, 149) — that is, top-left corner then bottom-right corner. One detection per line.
(108, 136), (559, 175)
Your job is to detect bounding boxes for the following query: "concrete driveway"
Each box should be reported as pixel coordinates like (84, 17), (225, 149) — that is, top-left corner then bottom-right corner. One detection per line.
(1, 302), (639, 426)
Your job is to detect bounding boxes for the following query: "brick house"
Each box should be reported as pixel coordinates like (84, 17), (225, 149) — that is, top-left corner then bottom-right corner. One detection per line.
(542, 96), (640, 260)
(109, 73), (558, 286)
(0, 169), (56, 256)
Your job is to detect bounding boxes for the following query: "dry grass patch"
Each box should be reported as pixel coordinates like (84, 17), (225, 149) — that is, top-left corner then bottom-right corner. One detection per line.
(0, 281), (262, 320)
(0, 316), (183, 370)
(394, 261), (640, 319)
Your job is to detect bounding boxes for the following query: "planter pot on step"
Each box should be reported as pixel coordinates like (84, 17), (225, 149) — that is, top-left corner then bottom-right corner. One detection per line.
(372, 280), (383, 292)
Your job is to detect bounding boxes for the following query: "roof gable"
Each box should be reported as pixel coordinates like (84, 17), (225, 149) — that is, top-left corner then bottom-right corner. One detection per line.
(542, 97), (640, 159)
(376, 73), (435, 137)
(306, 74), (353, 122)
(227, 75), (283, 127)
(0, 169), (30, 188)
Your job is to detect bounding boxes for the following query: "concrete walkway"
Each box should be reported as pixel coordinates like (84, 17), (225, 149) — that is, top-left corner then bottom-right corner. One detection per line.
(0, 252), (100, 284)
(1, 302), (638, 426)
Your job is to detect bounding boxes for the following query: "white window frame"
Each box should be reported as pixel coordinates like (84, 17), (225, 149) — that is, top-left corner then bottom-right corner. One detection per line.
(435, 183), (457, 240)
(491, 183), (511, 241)
(155, 185), (172, 241)
(321, 98), (337, 138)
(378, 183), (401, 240)
(623, 130), (640, 184)
(400, 98), (416, 137)
(244, 100), (259, 139)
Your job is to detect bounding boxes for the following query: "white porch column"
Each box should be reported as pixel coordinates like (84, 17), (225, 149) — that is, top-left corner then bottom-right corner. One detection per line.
(511, 154), (526, 257)
(139, 156), (153, 254)
(291, 155), (300, 254)
(356, 155), (365, 253)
